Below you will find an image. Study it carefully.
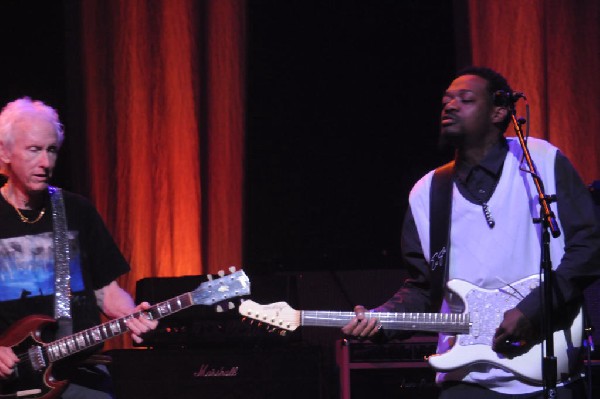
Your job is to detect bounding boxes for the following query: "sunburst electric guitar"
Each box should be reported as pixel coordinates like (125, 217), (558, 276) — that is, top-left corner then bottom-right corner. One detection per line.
(239, 274), (583, 384)
(0, 268), (250, 399)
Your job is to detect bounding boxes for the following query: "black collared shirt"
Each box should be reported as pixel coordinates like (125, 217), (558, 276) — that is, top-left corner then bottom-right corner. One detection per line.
(454, 137), (508, 205)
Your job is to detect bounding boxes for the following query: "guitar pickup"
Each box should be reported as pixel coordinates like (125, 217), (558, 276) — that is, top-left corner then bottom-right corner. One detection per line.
(27, 346), (46, 372)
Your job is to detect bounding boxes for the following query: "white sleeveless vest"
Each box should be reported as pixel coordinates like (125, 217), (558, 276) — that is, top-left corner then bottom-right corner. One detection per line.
(408, 137), (565, 393)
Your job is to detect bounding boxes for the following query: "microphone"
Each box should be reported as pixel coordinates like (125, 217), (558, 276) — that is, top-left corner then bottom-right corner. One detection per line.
(494, 90), (525, 105)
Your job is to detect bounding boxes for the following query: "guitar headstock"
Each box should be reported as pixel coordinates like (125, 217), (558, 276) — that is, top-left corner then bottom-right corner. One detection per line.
(191, 267), (250, 307)
(238, 300), (300, 332)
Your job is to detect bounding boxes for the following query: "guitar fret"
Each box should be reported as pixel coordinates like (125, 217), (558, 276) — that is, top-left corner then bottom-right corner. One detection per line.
(58, 341), (68, 356)
(53, 344), (61, 360)
(110, 320), (121, 335)
(47, 344), (59, 361)
(157, 303), (169, 317)
(181, 294), (189, 307)
(66, 337), (76, 352)
(83, 330), (91, 346)
(91, 327), (102, 342)
(182, 293), (193, 308)
(76, 333), (86, 348)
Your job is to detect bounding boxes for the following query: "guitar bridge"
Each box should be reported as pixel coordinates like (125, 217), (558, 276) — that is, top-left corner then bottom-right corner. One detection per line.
(28, 346), (47, 371)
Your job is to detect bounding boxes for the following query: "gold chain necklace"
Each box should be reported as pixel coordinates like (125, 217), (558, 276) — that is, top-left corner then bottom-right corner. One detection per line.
(1, 188), (46, 224)
(12, 205), (46, 224)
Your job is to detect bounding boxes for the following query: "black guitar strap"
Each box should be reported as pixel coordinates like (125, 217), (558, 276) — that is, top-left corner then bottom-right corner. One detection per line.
(429, 161), (454, 311)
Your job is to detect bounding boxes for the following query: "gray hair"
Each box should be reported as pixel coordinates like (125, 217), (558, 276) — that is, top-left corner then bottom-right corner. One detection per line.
(0, 97), (65, 148)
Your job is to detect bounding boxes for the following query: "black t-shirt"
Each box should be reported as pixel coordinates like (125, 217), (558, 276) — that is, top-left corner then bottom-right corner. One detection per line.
(0, 189), (130, 336)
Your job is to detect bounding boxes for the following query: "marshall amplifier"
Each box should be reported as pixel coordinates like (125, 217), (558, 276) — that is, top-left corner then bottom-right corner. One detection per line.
(107, 344), (322, 399)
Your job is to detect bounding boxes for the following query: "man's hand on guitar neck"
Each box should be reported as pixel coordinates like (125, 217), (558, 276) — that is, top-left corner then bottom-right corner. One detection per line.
(126, 302), (159, 344)
(493, 307), (537, 357)
(0, 346), (18, 379)
(341, 305), (382, 339)
(100, 281), (159, 344)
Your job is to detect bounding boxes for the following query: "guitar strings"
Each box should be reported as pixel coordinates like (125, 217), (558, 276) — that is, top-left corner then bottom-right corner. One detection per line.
(495, 277), (527, 300)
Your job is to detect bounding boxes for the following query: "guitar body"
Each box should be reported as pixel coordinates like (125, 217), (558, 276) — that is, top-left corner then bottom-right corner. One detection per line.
(0, 269), (250, 399)
(428, 277), (583, 384)
(0, 315), (66, 399)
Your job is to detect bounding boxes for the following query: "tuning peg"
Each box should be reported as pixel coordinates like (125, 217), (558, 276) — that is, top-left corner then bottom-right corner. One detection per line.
(228, 301), (235, 310)
(228, 266), (236, 273)
(217, 270), (225, 277)
(207, 274), (214, 281)
(279, 330), (287, 337)
(215, 304), (224, 313)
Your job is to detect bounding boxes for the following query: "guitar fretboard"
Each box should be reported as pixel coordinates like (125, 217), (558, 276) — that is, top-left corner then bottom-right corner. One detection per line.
(45, 293), (194, 362)
(301, 311), (470, 333)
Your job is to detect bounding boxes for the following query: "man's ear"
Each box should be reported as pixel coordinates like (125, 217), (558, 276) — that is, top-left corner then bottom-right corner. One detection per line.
(0, 142), (11, 165)
(492, 106), (509, 124)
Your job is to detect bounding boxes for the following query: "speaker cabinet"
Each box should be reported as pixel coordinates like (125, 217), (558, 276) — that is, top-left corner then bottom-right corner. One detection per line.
(349, 367), (439, 399)
(337, 337), (440, 399)
(107, 344), (322, 399)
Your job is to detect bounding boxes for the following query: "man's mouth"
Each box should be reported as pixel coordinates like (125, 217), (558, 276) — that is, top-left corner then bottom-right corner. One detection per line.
(33, 174), (48, 181)
(441, 115), (457, 126)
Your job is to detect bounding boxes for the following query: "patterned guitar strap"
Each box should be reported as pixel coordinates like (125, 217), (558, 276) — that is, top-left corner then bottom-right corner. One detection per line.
(49, 186), (73, 338)
(429, 161), (454, 311)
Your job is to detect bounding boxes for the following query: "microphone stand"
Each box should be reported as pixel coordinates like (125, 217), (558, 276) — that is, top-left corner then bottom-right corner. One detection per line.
(511, 113), (561, 399)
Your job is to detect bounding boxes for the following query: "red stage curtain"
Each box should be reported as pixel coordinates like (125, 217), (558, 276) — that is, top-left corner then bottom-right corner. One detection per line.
(466, 0), (600, 184)
(204, 0), (245, 274)
(80, 0), (245, 348)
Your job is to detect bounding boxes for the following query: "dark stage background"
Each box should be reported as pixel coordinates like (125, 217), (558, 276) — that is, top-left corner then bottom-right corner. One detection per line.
(0, 0), (456, 274)
(244, 0), (456, 273)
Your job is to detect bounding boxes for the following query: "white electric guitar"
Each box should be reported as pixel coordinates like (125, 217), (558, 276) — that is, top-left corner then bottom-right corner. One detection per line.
(239, 274), (583, 384)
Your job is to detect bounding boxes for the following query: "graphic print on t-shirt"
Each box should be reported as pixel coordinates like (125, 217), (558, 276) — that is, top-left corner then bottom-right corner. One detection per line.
(0, 231), (84, 302)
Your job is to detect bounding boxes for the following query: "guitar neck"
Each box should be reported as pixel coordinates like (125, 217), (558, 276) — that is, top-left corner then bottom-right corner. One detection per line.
(45, 293), (194, 362)
(300, 311), (470, 333)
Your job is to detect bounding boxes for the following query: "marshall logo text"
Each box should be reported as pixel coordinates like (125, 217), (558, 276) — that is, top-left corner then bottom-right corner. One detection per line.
(193, 364), (239, 378)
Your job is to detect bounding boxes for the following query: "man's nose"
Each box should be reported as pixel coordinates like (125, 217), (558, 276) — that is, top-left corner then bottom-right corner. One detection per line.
(444, 98), (459, 112)
(38, 151), (52, 168)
